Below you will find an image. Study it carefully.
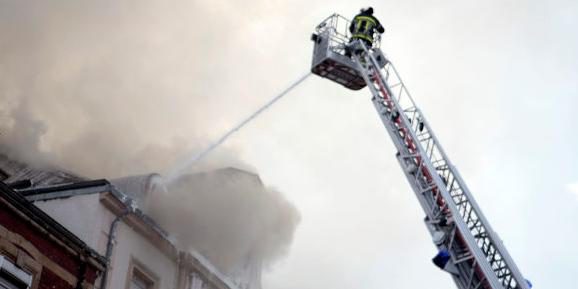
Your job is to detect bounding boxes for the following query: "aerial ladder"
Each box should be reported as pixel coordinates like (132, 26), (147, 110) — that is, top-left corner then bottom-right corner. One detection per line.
(310, 14), (531, 289)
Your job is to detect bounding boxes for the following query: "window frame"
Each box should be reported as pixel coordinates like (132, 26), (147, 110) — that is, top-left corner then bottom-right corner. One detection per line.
(0, 256), (32, 289)
(125, 258), (158, 289)
(187, 272), (205, 289)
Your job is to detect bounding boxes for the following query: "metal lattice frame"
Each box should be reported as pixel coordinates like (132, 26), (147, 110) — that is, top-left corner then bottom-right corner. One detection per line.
(347, 42), (530, 289)
(315, 13), (381, 54)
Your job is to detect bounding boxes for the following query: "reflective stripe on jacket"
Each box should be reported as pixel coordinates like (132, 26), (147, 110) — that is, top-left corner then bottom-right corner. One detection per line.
(351, 15), (378, 42)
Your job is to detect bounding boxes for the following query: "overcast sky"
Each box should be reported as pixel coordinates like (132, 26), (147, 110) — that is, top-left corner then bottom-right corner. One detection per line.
(234, 1), (578, 288)
(1, 0), (577, 288)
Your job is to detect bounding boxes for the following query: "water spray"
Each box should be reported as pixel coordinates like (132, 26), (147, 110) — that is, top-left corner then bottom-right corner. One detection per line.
(164, 72), (311, 183)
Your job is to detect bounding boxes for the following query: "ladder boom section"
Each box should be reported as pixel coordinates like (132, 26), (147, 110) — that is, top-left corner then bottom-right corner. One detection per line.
(352, 44), (529, 289)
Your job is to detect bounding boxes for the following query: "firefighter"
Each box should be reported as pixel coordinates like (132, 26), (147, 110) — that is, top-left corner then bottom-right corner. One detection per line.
(348, 7), (385, 54)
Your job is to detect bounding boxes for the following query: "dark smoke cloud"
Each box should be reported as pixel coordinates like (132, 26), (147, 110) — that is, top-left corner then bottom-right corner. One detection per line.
(0, 0), (300, 275)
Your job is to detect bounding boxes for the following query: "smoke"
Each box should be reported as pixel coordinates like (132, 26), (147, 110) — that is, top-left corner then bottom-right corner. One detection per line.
(0, 0), (301, 274)
(0, 0), (295, 177)
(149, 168), (300, 273)
(0, 98), (49, 166)
(164, 72), (312, 183)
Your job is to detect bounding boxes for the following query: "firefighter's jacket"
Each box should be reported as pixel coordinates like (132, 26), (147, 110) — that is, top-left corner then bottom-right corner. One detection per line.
(349, 13), (385, 43)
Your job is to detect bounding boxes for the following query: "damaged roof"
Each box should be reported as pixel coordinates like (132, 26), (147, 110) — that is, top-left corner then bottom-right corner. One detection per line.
(0, 153), (84, 187)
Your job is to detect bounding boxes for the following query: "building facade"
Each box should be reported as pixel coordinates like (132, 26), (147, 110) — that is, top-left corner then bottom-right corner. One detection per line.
(0, 154), (257, 289)
(19, 178), (236, 289)
(0, 181), (105, 289)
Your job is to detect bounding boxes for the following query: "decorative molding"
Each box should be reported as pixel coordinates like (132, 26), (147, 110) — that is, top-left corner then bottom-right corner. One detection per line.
(99, 192), (178, 261)
(0, 223), (79, 287)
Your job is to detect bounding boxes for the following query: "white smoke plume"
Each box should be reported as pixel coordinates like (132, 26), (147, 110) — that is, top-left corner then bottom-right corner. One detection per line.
(149, 168), (300, 273)
(0, 0), (297, 176)
(0, 0), (300, 274)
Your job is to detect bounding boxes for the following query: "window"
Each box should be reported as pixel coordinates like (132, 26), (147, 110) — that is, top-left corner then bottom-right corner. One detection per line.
(0, 274), (27, 289)
(129, 272), (152, 289)
(0, 170), (8, 181)
(0, 256), (32, 289)
(126, 259), (157, 289)
(188, 273), (203, 289)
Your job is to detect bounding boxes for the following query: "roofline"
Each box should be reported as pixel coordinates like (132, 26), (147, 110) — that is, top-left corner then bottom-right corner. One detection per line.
(17, 179), (171, 239)
(13, 178), (239, 289)
(19, 179), (110, 202)
(16, 178), (177, 253)
(98, 191), (177, 259)
(19, 179), (109, 195)
(0, 181), (107, 268)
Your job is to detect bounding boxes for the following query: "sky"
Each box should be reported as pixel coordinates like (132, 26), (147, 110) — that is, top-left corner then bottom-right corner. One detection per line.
(1, 0), (578, 288)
